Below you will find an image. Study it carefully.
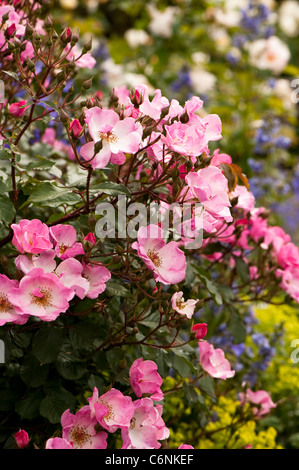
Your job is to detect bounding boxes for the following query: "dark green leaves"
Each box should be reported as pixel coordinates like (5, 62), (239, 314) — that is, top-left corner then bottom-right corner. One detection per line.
(32, 327), (65, 364)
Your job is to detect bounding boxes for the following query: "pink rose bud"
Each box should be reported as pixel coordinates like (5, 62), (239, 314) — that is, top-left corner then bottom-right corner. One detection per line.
(69, 119), (83, 138)
(84, 232), (96, 246)
(95, 90), (103, 100)
(192, 323), (207, 340)
(130, 89), (142, 106)
(14, 430), (29, 448)
(6, 23), (17, 38)
(178, 444), (194, 449)
(9, 101), (30, 118)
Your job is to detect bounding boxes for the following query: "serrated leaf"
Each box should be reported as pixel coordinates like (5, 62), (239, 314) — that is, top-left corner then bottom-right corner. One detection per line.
(92, 182), (131, 197)
(40, 387), (75, 424)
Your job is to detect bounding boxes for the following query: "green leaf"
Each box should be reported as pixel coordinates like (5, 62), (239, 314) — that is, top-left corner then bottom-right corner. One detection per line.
(20, 353), (49, 387)
(15, 390), (44, 420)
(193, 266), (222, 305)
(69, 322), (101, 351)
(91, 182), (131, 197)
(2, 70), (20, 81)
(32, 327), (65, 364)
(172, 352), (196, 378)
(198, 375), (217, 403)
(23, 182), (74, 207)
(25, 157), (56, 171)
(40, 386), (75, 424)
(105, 280), (130, 298)
(55, 349), (86, 380)
(0, 196), (15, 224)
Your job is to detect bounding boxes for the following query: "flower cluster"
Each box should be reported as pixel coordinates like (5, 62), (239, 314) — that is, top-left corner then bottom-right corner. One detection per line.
(45, 358), (170, 449)
(0, 220), (110, 324)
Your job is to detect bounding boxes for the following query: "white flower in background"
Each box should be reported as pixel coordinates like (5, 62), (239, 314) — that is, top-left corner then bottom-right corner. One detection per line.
(207, 25), (230, 50)
(272, 79), (294, 109)
(124, 29), (152, 48)
(191, 52), (210, 64)
(101, 59), (153, 92)
(189, 67), (216, 95)
(279, 0), (299, 37)
(247, 36), (291, 74)
(59, 0), (78, 8)
(212, 0), (248, 27)
(147, 4), (179, 38)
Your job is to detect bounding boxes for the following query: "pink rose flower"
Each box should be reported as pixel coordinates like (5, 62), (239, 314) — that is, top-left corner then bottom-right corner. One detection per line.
(178, 444), (194, 449)
(0, 274), (29, 326)
(14, 430), (30, 448)
(121, 398), (170, 449)
(132, 225), (187, 285)
(61, 406), (107, 449)
(171, 291), (199, 319)
(163, 121), (208, 162)
(46, 437), (73, 449)
(7, 268), (74, 321)
(88, 388), (134, 433)
(239, 388), (276, 418)
(49, 224), (85, 260)
(199, 341), (235, 380)
(56, 258), (90, 299)
(81, 262), (111, 298)
(137, 85), (169, 120)
(15, 250), (56, 274)
(81, 107), (142, 169)
(11, 219), (52, 254)
(129, 358), (164, 401)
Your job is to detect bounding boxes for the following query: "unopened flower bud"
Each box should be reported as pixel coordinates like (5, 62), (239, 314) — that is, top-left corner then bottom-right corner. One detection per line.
(180, 110), (189, 124)
(44, 16), (53, 32)
(60, 27), (72, 44)
(59, 109), (69, 124)
(192, 323), (207, 340)
(9, 100), (30, 118)
(5, 23), (16, 39)
(14, 430), (30, 449)
(71, 29), (79, 46)
(82, 37), (92, 54)
(25, 23), (33, 38)
(69, 119), (83, 138)
(81, 77), (93, 91)
(2, 12), (9, 24)
(83, 232), (96, 246)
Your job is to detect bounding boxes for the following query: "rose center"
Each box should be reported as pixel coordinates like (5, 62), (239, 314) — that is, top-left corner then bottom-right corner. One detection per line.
(0, 293), (12, 313)
(31, 288), (52, 307)
(59, 244), (69, 256)
(98, 131), (118, 143)
(100, 401), (115, 422)
(69, 425), (90, 448)
(147, 249), (162, 267)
